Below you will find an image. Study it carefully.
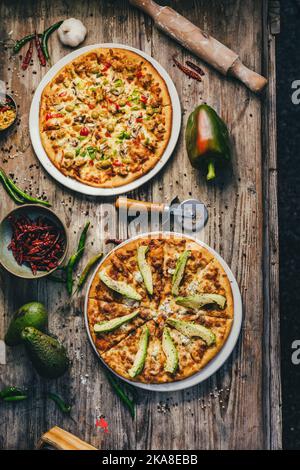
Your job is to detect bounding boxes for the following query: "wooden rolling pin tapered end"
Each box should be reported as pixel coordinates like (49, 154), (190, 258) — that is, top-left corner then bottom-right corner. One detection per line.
(229, 59), (268, 94)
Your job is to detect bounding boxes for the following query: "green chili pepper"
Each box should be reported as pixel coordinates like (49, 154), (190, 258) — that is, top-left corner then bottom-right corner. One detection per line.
(47, 392), (72, 414)
(13, 33), (41, 54)
(77, 221), (90, 252)
(0, 170), (25, 204)
(41, 21), (63, 62)
(66, 247), (84, 295)
(0, 167), (51, 206)
(0, 386), (28, 401)
(3, 395), (28, 402)
(185, 104), (231, 181)
(75, 252), (103, 292)
(66, 222), (90, 295)
(105, 371), (135, 418)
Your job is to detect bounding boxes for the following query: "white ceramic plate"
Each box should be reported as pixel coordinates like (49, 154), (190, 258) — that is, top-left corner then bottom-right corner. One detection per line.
(29, 43), (181, 197)
(84, 232), (243, 392)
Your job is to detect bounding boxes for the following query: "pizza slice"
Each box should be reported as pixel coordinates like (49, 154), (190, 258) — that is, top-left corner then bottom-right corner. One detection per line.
(89, 243), (150, 307)
(88, 299), (153, 353)
(175, 257), (234, 319)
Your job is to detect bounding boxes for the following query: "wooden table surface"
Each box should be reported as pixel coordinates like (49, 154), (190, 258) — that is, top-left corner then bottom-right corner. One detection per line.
(0, 0), (281, 450)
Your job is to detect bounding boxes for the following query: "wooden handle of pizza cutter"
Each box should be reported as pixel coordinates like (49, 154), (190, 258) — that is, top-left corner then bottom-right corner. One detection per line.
(129, 0), (267, 93)
(36, 426), (97, 450)
(116, 197), (166, 213)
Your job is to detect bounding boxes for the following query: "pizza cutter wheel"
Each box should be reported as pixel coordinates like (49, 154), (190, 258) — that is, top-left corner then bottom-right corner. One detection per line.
(116, 196), (208, 232)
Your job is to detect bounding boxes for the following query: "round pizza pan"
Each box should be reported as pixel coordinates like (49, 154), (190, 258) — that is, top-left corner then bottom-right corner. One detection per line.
(84, 232), (243, 392)
(29, 43), (181, 196)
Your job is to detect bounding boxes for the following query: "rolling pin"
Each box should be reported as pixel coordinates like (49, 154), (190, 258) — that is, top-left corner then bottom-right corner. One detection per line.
(129, 0), (267, 93)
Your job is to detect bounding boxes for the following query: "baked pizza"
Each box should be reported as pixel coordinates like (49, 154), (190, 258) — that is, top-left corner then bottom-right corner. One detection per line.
(39, 48), (172, 188)
(87, 235), (234, 384)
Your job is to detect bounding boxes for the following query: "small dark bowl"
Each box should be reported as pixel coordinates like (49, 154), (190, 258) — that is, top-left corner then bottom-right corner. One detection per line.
(0, 205), (68, 279)
(0, 93), (17, 133)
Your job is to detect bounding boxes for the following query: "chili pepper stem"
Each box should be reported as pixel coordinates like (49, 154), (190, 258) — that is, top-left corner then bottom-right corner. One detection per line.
(207, 161), (216, 181)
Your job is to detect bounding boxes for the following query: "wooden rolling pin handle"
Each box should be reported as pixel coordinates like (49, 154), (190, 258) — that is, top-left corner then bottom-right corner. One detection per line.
(116, 197), (165, 213)
(229, 59), (268, 94)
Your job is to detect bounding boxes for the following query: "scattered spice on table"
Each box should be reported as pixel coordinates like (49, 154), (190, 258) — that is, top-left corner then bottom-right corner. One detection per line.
(0, 96), (16, 130)
(172, 54), (202, 82)
(8, 215), (65, 275)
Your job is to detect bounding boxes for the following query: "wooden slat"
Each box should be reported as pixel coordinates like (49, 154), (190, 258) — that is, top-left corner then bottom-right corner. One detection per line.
(0, 0), (281, 449)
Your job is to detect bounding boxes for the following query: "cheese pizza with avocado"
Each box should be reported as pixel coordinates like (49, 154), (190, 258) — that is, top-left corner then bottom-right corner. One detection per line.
(39, 48), (172, 188)
(87, 235), (234, 383)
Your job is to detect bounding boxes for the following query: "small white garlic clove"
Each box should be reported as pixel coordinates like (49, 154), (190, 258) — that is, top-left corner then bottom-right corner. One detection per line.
(57, 18), (87, 48)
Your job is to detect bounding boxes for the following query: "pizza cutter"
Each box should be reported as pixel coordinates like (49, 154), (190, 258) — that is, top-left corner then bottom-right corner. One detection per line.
(116, 196), (208, 232)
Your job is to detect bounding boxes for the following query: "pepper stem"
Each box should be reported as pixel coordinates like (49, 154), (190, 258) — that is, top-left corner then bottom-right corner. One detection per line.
(207, 161), (216, 181)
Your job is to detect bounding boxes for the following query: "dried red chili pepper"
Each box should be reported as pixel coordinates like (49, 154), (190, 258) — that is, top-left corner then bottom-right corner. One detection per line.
(8, 215), (65, 275)
(21, 40), (33, 70)
(34, 31), (46, 66)
(186, 61), (205, 76)
(172, 55), (202, 82)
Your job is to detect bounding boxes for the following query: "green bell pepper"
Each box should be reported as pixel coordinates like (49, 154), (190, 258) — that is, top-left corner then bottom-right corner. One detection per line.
(185, 104), (231, 181)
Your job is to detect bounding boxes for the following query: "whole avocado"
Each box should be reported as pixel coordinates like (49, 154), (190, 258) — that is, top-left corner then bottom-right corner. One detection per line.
(21, 327), (69, 379)
(5, 302), (48, 346)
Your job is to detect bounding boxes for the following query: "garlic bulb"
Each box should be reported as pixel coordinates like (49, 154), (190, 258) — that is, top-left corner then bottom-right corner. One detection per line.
(57, 18), (87, 47)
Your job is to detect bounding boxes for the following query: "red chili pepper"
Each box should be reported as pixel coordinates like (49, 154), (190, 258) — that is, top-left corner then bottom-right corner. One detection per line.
(105, 131), (111, 137)
(136, 71), (143, 78)
(88, 103), (95, 109)
(46, 112), (63, 121)
(126, 101), (132, 107)
(140, 95), (148, 104)
(102, 62), (111, 72)
(113, 161), (123, 167)
(186, 61), (205, 76)
(136, 117), (143, 123)
(80, 127), (89, 136)
(21, 40), (33, 70)
(59, 91), (67, 97)
(172, 55), (202, 82)
(115, 103), (120, 111)
(34, 31), (46, 66)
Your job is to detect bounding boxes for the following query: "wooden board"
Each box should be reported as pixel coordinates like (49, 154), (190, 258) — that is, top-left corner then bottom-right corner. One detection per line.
(0, 0), (281, 450)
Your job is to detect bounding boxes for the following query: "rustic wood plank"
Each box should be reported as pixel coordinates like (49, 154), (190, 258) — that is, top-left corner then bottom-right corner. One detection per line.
(262, 0), (282, 450)
(0, 0), (281, 450)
